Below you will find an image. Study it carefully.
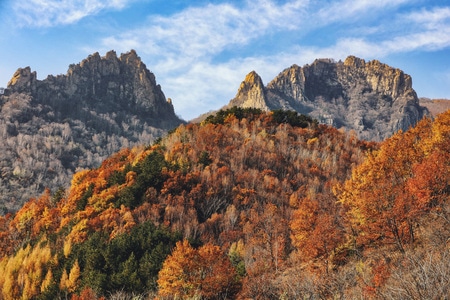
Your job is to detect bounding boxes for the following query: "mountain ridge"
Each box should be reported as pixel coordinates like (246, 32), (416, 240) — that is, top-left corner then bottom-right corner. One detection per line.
(419, 97), (450, 117)
(0, 50), (184, 211)
(227, 56), (429, 141)
(7, 49), (181, 129)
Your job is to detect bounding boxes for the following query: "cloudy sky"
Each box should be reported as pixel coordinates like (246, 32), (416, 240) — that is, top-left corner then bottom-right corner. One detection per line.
(0, 0), (449, 120)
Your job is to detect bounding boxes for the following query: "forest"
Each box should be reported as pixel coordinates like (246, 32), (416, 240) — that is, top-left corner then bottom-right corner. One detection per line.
(0, 107), (449, 299)
(0, 91), (173, 212)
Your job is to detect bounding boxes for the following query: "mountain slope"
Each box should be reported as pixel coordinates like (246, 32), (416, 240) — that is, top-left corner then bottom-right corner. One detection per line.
(419, 97), (450, 117)
(228, 56), (429, 141)
(0, 50), (184, 212)
(0, 108), (449, 299)
(0, 109), (374, 298)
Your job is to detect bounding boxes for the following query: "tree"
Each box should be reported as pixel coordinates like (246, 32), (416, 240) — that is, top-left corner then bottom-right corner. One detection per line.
(157, 240), (239, 299)
(111, 252), (141, 292)
(67, 260), (81, 293)
(40, 269), (54, 293)
(157, 240), (200, 298)
(70, 287), (101, 300)
(290, 193), (344, 267)
(337, 112), (450, 254)
(197, 243), (240, 299)
(242, 203), (288, 276)
(381, 249), (450, 299)
(59, 270), (69, 292)
(336, 131), (421, 252)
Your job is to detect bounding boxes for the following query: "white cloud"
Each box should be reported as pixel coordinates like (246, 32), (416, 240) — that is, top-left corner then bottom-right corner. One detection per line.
(404, 6), (450, 29)
(101, 0), (308, 62)
(91, 1), (450, 119)
(315, 0), (410, 24)
(346, 6), (450, 54)
(13, 0), (138, 27)
(97, 1), (310, 119)
(386, 30), (450, 52)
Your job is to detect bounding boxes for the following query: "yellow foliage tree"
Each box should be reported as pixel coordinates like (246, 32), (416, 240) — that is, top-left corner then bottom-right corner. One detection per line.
(0, 241), (53, 300)
(60, 260), (81, 294)
(67, 260), (81, 293)
(157, 240), (199, 298)
(64, 238), (72, 258)
(41, 269), (54, 293)
(59, 270), (69, 291)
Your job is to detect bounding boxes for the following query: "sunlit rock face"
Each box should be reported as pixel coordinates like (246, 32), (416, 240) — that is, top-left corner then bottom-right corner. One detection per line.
(228, 71), (269, 111)
(0, 50), (184, 212)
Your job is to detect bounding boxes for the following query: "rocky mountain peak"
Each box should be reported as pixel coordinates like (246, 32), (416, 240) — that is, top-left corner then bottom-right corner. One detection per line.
(344, 56), (414, 99)
(7, 50), (181, 129)
(228, 71), (269, 110)
(119, 49), (140, 65)
(73, 51), (120, 77)
(344, 55), (366, 68)
(228, 56), (428, 141)
(7, 66), (37, 93)
(0, 50), (184, 211)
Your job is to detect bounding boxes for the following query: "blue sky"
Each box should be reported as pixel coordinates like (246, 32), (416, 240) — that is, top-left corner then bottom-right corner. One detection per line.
(0, 0), (449, 120)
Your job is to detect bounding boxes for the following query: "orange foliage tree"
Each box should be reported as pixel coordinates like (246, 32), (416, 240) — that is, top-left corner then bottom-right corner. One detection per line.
(0, 109), (379, 299)
(337, 112), (450, 253)
(157, 240), (239, 299)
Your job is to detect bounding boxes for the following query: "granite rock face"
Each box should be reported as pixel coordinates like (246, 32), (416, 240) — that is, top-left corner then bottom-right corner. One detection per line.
(229, 56), (428, 141)
(228, 71), (268, 110)
(8, 50), (181, 129)
(0, 50), (184, 212)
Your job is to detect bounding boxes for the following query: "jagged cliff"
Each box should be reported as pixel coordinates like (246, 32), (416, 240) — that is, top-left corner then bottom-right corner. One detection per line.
(228, 56), (428, 141)
(228, 71), (268, 110)
(419, 97), (450, 117)
(0, 50), (184, 212)
(7, 50), (180, 129)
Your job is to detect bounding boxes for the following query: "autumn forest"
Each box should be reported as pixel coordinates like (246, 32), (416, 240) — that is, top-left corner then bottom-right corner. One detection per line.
(0, 107), (449, 299)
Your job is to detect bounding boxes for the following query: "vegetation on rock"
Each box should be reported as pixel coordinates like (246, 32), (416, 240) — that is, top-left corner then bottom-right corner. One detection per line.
(228, 56), (428, 141)
(0, 50), (184, 212)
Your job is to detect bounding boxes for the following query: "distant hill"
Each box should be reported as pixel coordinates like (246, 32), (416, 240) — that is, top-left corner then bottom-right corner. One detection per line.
(0, 50), (184, 212)
(225, 56), (429, 141)
(419, 97), (450, 117)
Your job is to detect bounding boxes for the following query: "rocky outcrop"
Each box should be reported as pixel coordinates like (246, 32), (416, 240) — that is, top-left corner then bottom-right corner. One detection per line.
(8, 50), (181, 129)
(8, 67), (38, 94)
(228, 71), (268, 110)
(0, 50), (184, 212)
(229, 56), (429, 141)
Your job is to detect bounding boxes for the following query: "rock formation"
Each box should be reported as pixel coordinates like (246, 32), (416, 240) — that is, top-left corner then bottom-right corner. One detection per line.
(8, 50), (181, 129)
(229, 56), (429, 141)
(228, 71), (268, 110)
(0, 50), (184, 212)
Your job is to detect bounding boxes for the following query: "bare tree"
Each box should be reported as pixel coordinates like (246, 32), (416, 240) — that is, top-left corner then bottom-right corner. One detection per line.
(381, 249), (450, 300)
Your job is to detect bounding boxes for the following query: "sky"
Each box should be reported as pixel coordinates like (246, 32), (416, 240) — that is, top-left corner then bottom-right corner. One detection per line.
(0, 0), (449, 120)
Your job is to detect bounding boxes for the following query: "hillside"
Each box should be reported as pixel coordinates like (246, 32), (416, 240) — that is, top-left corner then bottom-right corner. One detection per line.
(0, 108), (448, 299)
(0, 50), (184, 212)
(419, 97), (450, 116)
(227, 56), (429, 141)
